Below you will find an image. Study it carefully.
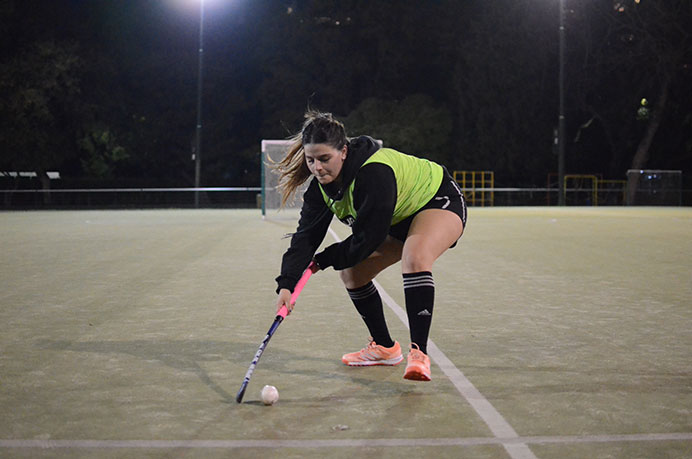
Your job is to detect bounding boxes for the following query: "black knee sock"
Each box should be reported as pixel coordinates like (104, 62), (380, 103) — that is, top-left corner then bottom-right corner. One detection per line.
(403, 271), (435, 354)
(347, 282), (394, 348)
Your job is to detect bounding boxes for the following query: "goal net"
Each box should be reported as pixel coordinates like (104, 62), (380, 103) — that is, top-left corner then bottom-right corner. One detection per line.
(260, 140), (296, 216)
(626, 169), (682, 206)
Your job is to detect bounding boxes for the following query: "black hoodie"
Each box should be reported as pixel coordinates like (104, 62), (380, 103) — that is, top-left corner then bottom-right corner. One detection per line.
(275, 135), (398, 293)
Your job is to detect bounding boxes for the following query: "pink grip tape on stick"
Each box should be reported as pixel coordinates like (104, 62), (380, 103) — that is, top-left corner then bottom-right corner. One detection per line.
(276, 261), (318, 319)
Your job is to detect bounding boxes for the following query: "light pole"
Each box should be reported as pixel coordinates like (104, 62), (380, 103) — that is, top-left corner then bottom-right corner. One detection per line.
(194, 0), (204, 208)
(557, 0), (566, 206)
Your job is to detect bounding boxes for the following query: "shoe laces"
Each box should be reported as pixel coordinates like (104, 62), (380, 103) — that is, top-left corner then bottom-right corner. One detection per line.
(408, 343), (427, 362)
(358, 338), (379, 354)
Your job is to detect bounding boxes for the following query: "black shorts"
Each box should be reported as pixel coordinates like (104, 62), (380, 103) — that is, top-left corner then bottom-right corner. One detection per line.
(388, 168), (467, 245)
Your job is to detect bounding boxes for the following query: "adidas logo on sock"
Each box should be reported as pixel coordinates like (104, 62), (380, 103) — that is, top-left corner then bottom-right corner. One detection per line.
(417, 309), (431, 316)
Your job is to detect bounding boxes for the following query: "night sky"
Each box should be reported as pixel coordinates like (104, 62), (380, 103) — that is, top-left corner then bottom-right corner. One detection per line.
(1, 0), (690, 189)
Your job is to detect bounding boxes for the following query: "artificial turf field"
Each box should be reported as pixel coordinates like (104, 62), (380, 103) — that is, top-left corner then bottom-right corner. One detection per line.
(0, 207), (690, 459)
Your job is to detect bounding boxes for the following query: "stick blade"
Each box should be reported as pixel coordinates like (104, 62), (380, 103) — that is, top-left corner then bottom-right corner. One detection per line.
(235, 382), (248, 403)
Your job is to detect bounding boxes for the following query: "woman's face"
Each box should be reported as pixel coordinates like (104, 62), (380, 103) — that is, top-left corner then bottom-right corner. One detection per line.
(304, 143), (347, 185)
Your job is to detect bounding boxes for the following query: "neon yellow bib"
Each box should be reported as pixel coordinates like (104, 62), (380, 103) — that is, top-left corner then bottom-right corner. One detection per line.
(319, 148), (443, 226)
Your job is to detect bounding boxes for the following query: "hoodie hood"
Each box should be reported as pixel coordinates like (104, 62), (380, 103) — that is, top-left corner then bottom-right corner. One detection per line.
(321, 135), (381, 201)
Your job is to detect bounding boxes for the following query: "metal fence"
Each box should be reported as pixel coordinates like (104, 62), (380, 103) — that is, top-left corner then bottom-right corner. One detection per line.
(1, 186), (690, 210)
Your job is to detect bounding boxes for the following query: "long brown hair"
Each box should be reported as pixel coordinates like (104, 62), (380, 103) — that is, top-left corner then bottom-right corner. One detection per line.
(273, 110), (347, 207)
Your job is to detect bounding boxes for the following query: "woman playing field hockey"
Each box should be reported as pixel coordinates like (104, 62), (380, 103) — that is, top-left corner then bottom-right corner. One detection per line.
(274, 110), (467, 381)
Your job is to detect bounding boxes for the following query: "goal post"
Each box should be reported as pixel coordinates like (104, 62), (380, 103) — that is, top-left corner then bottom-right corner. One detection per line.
(564, 174), (598, 206)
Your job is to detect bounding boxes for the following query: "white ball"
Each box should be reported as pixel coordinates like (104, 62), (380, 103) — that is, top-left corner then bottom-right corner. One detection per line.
(260, 385), (279, 405)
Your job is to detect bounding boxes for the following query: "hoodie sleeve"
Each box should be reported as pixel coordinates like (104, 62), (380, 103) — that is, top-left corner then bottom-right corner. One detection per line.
(313, 163), (397, 270)
(275, 179), (333, 293)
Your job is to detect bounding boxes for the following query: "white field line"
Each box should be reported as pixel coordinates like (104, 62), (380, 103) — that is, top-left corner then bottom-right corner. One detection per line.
(327, 227), (538, 459)
(2, 433), (692, 450)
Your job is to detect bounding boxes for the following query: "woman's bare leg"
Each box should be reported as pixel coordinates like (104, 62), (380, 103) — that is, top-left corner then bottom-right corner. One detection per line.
(401, 208), (464, 359)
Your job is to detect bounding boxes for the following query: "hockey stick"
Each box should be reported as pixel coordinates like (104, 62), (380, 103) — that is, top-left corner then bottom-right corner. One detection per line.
(235, 261), (317, 403)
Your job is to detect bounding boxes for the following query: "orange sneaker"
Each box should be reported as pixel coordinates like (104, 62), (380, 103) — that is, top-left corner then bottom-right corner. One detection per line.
(403, 344), (431, 381)
(341, 339), (403, 366)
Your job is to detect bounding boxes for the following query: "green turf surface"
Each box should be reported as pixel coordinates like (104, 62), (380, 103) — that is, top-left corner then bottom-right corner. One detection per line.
(0, 208), (690, 458)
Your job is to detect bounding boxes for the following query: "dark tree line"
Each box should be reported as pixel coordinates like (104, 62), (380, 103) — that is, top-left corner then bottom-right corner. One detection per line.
(1, 0), (690, 190)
